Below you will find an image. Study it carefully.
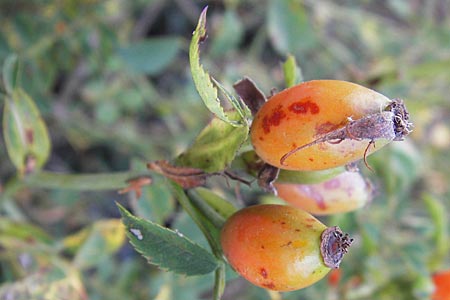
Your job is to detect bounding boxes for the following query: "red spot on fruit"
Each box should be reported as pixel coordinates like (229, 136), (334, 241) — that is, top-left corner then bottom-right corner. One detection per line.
(309, 157), (314, 162)
(288, 100), (320, 115)
(263, 282), (276, 289)
(260, 268), (268, 279)
(262, 105), (287, 134)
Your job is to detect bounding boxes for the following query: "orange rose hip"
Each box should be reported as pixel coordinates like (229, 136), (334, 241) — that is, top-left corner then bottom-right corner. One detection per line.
(220, 204), (353, 291)
(250, 80), (411, 170)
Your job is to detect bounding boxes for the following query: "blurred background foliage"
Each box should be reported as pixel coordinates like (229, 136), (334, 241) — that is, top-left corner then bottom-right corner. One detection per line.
(0, 0), (449, 299)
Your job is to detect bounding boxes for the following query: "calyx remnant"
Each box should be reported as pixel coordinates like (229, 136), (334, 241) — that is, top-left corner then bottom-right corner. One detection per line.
(320, 226), (353, 269)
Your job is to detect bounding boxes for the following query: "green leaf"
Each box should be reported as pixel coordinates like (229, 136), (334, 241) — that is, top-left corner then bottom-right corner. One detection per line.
(0, 217), (53, 248)
(3, 88), (51, 174)
(282, 54), (303, 87)
(118, 204), (218, 276)
(118, 37), (182, 75)
(169, 182), (223, 258)
(176, 111), (249, 173)
(2, 53), (21, 94)
(211, 77), (251, 125)
(267, 0), (318, 55)
(189, 7), (248, 127)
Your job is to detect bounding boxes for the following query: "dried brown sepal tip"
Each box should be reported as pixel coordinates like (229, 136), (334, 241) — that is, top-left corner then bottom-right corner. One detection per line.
(196, 6), (209, 42)
(320, 226), (353, 269)
(233, 77), (267, 116)
(147, 160), (212, 189)
(385, 98), (413, 140)
(118, 176), (153, 198)
(280, 98), (413, 167)
(257, 163), (280, 195)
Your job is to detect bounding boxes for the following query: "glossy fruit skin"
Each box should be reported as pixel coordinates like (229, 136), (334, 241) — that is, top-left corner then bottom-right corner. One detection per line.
(432, 270), (450, 300)
(220, 204), (330, 291)
(250, 80), (392, 170)
(275, 171), (372, 215)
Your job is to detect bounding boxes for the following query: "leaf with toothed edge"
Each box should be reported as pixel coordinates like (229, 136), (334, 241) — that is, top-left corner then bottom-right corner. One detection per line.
(117, 204), (218, 276)
(189, 6), (249, 127)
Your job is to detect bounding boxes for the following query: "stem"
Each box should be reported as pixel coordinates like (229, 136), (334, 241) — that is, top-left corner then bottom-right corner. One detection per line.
(169, 182), (223, 258)
(213, 262), (226, 300)
(186, 189), (227, 228)
(24, 170), (147, 190)
(193, 187), (237, 219)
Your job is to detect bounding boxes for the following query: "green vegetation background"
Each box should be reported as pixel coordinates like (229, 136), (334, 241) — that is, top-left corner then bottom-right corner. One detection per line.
(0, 0), (449, 299)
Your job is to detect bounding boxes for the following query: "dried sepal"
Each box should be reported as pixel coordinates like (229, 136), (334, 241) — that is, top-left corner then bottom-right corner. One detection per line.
(147, 160), (213, 189)
(233, 77), (267, 116)
(280, 98), (412, 167)
(118, 176), (153, 198)
(257, 163), (280, 195)
(320, 226), (353, 269)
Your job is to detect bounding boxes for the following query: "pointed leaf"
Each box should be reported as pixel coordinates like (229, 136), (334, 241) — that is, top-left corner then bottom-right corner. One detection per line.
(2, 54), (21, 95)
(0, 217), (53, 248)
(176, 111), (249, 173)
(282, 54), (303, 87)
(189, 7), (248, 126)
(3, 88), (51, 174)
(118, 204), (218, 276)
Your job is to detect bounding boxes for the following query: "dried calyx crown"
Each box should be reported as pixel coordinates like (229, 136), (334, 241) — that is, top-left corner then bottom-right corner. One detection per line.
(320, 226), (354, 269)
(385, 98), (413, 141)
